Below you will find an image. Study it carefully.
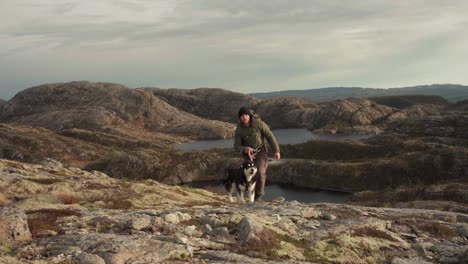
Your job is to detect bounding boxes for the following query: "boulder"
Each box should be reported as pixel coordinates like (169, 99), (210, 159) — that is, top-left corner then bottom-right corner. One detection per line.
(0, 207), (32, 247)
(238, 217), (265, 243)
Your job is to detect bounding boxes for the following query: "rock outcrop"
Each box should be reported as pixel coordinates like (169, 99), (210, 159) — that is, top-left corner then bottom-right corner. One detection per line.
(3, 82), (455, 138)
(306, 98), (395, 129)
(349, 181), (468, 213)
(254, 97), (395, 131)
(268, 146), (468, 192)
(0, 123), (227, 183)
(254, 97), (319, 129)
(0, 123), (116, 167)
(144, 87), (259, 123)
(385, 104), (444, 123)
(274, 128), (468, 195)
(385, 113), (468, 138)
(1, 158), (467, 264)
(132, 88), (413, 132)
(0, 82), (235, 139)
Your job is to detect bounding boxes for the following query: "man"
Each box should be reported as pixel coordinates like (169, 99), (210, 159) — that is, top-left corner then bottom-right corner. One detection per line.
(234, 106), (281, 202)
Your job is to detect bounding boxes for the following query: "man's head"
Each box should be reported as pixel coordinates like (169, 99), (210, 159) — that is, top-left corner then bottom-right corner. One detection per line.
(238, 107), (251, 126)
(238, 107), (251, 118)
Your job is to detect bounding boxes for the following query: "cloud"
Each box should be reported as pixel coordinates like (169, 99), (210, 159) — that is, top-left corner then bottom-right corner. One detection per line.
(1, 0), (468, 99)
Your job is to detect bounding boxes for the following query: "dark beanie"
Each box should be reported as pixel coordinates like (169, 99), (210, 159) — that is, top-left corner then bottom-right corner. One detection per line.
(238, 107), (251, 118)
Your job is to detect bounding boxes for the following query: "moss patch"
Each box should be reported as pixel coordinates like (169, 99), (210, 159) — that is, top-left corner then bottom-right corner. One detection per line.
(308, 230), (407, 264)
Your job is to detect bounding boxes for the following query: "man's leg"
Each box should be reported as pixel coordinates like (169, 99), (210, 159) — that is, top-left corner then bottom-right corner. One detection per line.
(254, 151), (268, 201)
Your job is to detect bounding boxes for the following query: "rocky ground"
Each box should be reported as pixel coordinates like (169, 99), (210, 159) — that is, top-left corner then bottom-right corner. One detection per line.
(1, 158), (467, 264)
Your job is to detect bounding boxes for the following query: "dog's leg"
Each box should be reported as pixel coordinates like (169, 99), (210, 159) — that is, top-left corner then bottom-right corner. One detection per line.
(238, 186), (245, 204)
(239, 191), (245, 204)
(248, 183), (256, 203)
(227, 184), (234, 203)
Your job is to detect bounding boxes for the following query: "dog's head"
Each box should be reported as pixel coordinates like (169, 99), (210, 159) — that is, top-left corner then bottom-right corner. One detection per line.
(242, 160), (258, 181)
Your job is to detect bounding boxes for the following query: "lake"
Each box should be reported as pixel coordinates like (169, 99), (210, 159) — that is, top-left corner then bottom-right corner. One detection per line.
(188, 181), (352, 204)
(262, 184), (351, 203)
(176, 128), (369, 150)
(180, 128), (361, 203)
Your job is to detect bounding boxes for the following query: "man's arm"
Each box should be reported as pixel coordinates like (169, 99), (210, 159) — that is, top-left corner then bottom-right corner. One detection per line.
(234, 129), (244, 154)
(258, 121), (280, 159)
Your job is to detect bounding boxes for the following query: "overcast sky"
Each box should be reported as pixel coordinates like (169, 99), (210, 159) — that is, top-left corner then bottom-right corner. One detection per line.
(1, 0), (468, 99)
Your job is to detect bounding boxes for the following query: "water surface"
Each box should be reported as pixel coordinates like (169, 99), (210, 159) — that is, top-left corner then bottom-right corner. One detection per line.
(263, 184), (351, 203)
(176, 128), (369, 150)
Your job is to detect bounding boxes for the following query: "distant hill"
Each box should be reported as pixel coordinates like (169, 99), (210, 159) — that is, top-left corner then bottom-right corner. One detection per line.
(0, 99), (6, 108)
(368, 95), (449, 109)
(0, 81), (235, 140)
(251, 84), (468, 103)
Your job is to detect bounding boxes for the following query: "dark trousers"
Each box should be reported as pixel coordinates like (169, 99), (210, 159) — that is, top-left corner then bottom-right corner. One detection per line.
(244, 151), (268, 199)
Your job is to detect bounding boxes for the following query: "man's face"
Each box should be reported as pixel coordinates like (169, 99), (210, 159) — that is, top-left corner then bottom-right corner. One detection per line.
(240, 114), (250, 125)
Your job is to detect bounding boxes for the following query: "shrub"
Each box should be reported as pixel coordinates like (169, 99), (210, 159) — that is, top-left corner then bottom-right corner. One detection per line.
(55, 192), (80, 204)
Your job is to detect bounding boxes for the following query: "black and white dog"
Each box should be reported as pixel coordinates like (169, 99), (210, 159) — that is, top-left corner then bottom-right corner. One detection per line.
(224, 160), (258, 203)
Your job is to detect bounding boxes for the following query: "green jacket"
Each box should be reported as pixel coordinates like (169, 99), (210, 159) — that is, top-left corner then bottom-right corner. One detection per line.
(234, 117), (280, 154)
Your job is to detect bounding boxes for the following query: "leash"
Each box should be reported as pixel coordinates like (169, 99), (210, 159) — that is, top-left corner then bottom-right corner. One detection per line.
(247, 148), (259, 162)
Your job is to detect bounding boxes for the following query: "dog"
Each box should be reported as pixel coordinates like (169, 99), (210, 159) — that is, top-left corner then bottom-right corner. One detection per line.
(224, 160), (258, 203)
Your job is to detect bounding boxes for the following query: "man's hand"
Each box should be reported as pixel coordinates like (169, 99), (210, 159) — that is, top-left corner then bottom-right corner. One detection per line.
(244, 147), (253, 155)
(274, 152), (281, 160)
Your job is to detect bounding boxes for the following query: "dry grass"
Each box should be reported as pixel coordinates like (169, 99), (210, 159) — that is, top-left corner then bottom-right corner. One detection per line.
(173, 188), (189, 197)
(327, 208), (362, 219)
(417, 222), (458, 238)
(100, 190), (136, 209)
(239, 229), (315, 260)
(178, 218), (203, 227)
(352, 227), (399, 242)
(0, 192), (12, 206)
(386, 218), (457, 239)
(88, 217), (116, 233)
(82, 185), (137, 209)
(55, 192), (80, 204)
(26, 177), (62, 185)
(81, 181), (113, 190)
(202, 185), (225, 195)
(26, 209), (82, 238)
(241, 229), (282, 259)
(181, 201), (224, 208)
